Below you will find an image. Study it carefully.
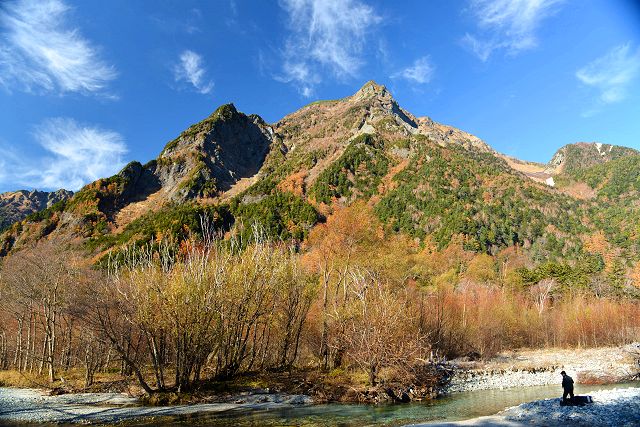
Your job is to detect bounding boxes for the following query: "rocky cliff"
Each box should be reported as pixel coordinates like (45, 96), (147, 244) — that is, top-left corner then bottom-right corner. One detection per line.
(0, 189), (72, 231)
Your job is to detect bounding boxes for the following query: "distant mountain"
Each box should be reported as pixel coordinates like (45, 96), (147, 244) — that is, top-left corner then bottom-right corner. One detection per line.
(2, 82), (639, 272)
(549, 142), (639, 176)
(539, 143), (639, 200)
(0, 189), (72, 232)
(501, 142), (639, 191)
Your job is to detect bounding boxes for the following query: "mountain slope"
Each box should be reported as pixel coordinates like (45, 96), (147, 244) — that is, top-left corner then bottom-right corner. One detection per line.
(550, 142), (639, 177)
(236, 81), (492, 202)
(1, 82), (639, 278)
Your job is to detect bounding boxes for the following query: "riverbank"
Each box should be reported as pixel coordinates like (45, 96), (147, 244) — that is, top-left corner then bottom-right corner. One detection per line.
(411, 386), (640, 426)
(0, 365), (447, 405)
(1, 382), (638, 425)
(0, 387), (312, 424)
(0, 345), (637, 424)
(445, 344), (640, 393)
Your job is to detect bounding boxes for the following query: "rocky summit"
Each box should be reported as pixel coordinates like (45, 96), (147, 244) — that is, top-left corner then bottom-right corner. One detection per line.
(1, 81), (640, 277)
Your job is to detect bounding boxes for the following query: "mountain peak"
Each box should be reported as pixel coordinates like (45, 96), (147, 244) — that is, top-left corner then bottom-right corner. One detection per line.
(153, 103), (273, 200)
(548, 141), (639, 175)
(209, 103), (239, 121)
(352, 80), (390, 100)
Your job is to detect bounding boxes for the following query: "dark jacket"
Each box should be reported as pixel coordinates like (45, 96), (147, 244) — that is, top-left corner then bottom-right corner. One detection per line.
(562, 374), (574, 390)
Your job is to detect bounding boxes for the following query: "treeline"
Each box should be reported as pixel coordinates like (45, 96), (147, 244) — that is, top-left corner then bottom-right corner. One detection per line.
(0, 206), (639, 393)
(0, 230), (315, 391)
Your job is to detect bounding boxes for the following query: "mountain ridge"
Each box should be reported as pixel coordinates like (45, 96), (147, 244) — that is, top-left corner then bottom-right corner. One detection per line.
(2, 81), (639, 278)
(0, 189), (73, 232)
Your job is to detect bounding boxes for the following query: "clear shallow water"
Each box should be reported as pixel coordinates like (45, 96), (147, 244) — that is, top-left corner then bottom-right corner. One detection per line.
(133, 382), (639, 426)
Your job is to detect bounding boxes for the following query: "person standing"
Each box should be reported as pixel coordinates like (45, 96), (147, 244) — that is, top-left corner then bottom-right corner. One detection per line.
(561, 371), (574, 402)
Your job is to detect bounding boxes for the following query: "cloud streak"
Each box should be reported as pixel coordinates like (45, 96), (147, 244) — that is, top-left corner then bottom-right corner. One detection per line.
(278, 0), (381, 96)
(462, 0), (564, 61)
(174, 50), (214, 95)
(576, 43), (640, 105)
(0, 0), (116, 95)
(0, 118), (127, 191)
(393, 57), (435, 84)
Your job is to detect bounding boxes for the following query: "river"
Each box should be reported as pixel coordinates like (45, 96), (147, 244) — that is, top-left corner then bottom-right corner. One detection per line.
(127, 382), (639, 426)
(1, 382), (637, 426)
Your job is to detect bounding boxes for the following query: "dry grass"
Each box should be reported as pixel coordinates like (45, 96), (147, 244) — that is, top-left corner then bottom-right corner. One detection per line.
(0, 369), (129, 393)
(0, 370), (44, 388)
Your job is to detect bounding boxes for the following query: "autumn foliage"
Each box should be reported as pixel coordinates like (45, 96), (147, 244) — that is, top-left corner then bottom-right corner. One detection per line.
(0, 205), (639, 393)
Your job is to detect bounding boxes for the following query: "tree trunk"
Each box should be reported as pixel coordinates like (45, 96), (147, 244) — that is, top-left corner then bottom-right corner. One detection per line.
(320, 270), (330, 370)
(23, 312), (32, 372)
(29, 315), (36, 373)
(38, 335), (47, 375)
(103, 346), (112, 372)
(0, 331), (7, 370)
(63, 319), (73, 371)
(13, 315), (23, 370)
(369, 364), (377, 386)
(45, 307), (57, 383)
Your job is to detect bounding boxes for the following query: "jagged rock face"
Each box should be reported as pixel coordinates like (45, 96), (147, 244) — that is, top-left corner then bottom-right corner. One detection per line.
(111, 161), (162, 207)
(349, 80), (418, 132)
(348, 81), (491, 152)
(548, 142), (639, 175)
(154, 104), (273, 200)
(0, 189), (73, 230)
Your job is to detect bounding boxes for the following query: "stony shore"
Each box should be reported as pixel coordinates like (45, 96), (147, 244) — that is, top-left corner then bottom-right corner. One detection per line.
(0, 345), (637, 425)
(444, 344), (640, 393)
(0, 387), (312, 424)
(412, 386), (640, 426)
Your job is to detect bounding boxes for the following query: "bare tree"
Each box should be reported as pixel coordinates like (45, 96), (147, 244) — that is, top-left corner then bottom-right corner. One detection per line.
(0, 242), (77, 382)
(341, 268), (423, 386)
(530, 279), (556, 315)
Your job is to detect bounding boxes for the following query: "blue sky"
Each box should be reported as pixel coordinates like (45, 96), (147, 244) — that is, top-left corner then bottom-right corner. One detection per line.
(1, 0), (639, 192)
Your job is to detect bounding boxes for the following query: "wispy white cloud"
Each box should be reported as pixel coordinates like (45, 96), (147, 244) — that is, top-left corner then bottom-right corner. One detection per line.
(392, 57), (435, 84)
(278, 0), (381, 97)
(462, 0), (564, 61)
(278, 61), (320, 97)
(31, 118), (127, 190)
(174, 50), (214, 95)
(576, 43), (640, 105)
(0, 118), (127, 191)
(0, 0), (116, 95)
